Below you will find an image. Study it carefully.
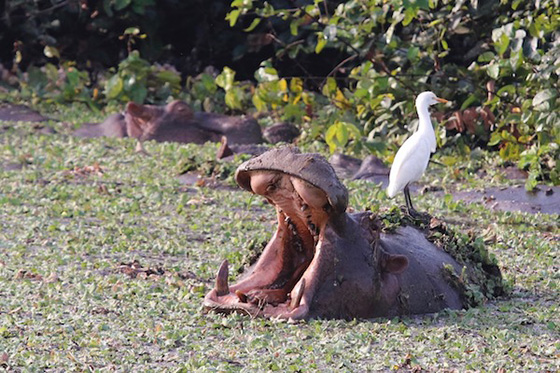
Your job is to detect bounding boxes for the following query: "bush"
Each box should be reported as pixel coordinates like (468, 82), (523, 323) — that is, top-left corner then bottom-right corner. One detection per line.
(225, 0), (559, 187)
(1, 0), (558, 187)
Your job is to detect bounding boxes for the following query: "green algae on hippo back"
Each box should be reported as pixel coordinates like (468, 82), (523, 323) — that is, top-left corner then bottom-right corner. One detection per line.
(379, 206), (505, 308)
(204, 146), (504, 321)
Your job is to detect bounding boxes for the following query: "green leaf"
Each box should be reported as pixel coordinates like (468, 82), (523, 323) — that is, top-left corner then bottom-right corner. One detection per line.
(225, 87), (243, 110)
(509, 49), (523, 71)
(103, 0), (114, 16)
(488, 131), (502, 146)
(325, 121), (360, 153)
(402, 7), (417, 27)
(290, 20), (299, 36)
(244, 18), (261, 32)
(324, 25), (337, 40)
(487, 64), (500, 79)
(226, 9), (241, 27)
(407, 46), (419, 61)
(477, 51), (495, 62)
(532, 89), (556, 107)
(124, 27), (140, 35)
(156, 70), (181, 85)
(104, 75), (124, 99)
(216, 67), (236, 90)
(495, 33), (510, 56)
(129, 85), (147, 103)
(416, 0), (430, 10)
(252, 93), (267, 112)
(283, 104), (305, 120)
(230, 0), (245, 7)
(66, 69), (80, 88)
(321, 77), (338, 97)
(315, 34), (327, 54)
(200, 73), (217, 93)
(131, 0), (154, 14)
(114, 0), (131, 11)
(460, 94), (478, 111)
(499, 142), (520, 161)
(325, 122), (347, 153)
(355, 88), (369, 99)
(289, 78), (303, 94)
(255, 66), (278, 83)
(497, 84), (516, 99)
(43, 46), (60, 59)
(525, 169), (539, 191)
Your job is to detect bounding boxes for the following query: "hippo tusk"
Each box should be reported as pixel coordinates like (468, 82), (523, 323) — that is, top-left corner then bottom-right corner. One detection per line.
(290, 278), (306, 309)
(215, 260), (230, 296)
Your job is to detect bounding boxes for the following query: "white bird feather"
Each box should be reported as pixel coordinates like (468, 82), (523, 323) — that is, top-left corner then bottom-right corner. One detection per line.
(386, 91), (448, 211)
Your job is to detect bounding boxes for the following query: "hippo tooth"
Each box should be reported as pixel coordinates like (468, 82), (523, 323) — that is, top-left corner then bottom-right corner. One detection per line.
(312, 234), (319, 245)
(215, 259), (230, 296)
(235, 290), (248, 303)
(308, 222), (316, 233)
(290, 279), (306, 309)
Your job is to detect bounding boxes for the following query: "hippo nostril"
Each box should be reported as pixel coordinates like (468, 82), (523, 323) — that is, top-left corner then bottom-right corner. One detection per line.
(235, 290), (248, 303)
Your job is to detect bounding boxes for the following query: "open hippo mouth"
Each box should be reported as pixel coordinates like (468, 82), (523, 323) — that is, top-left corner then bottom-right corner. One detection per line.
(204, 147), (348, 320)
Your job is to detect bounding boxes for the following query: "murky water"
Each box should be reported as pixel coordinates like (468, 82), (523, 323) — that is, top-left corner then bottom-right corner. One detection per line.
(451, 185), (559, 215)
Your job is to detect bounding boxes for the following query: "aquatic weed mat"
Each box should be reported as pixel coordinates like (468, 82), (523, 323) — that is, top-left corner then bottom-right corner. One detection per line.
(0, 124), (558, 371)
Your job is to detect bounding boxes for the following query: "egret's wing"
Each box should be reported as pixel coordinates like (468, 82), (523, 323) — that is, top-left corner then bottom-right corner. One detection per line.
(387, 135), (431, 197)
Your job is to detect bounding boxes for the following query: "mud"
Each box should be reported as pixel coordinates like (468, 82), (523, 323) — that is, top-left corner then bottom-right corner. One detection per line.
(450, 185), (559, 214)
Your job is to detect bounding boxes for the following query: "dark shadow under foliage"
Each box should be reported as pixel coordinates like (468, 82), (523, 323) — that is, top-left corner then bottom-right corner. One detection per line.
(1, 0), (271, 79)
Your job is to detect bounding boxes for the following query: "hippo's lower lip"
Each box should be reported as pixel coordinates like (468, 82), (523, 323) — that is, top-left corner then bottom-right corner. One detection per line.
(204, 170), (330, 319)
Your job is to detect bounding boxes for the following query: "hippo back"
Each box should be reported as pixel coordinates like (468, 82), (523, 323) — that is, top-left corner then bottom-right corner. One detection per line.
(194, 112), (263, 144)
(73, 113), (127, 138)
(380, 226), (464, 314)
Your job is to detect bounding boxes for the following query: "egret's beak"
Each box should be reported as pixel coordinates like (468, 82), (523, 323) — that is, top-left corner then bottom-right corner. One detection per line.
(436, 97), (449, 104)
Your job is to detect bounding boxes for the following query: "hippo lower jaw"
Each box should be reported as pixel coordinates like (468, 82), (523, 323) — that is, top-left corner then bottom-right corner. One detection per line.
(204, 171), (332, 320)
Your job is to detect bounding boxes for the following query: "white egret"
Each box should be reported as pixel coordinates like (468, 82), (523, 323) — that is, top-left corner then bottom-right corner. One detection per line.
(386, 91), (448, 215)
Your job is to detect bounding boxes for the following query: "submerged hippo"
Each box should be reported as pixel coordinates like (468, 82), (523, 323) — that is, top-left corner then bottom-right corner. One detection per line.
(204, 147), (502, 320)
(74, 100), (263, 145)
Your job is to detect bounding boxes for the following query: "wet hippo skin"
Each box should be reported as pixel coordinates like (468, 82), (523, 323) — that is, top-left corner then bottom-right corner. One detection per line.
(204, 147), (498, 321)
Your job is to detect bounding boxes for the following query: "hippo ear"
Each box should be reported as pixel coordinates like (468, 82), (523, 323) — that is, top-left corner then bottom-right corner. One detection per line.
(381, 253), (409, 274)
(126, 102), (152, 121)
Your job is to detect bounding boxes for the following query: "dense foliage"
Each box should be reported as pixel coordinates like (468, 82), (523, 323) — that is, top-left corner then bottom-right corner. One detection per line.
(1, 0), (558, 187)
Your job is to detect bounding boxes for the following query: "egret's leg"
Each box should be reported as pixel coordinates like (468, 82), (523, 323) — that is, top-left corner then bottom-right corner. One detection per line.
(404, 185), (417, 216)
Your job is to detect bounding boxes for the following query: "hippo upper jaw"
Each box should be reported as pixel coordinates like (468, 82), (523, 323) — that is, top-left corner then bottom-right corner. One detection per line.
(203, 169), (335, 321)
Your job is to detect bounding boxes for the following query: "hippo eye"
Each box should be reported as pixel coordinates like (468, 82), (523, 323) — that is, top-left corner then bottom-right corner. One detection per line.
(266, 184), (277, 193)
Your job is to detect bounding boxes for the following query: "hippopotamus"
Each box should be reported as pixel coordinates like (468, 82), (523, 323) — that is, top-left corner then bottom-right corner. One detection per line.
(74, 100), (264, 145)
(204, 147), (502, 320)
